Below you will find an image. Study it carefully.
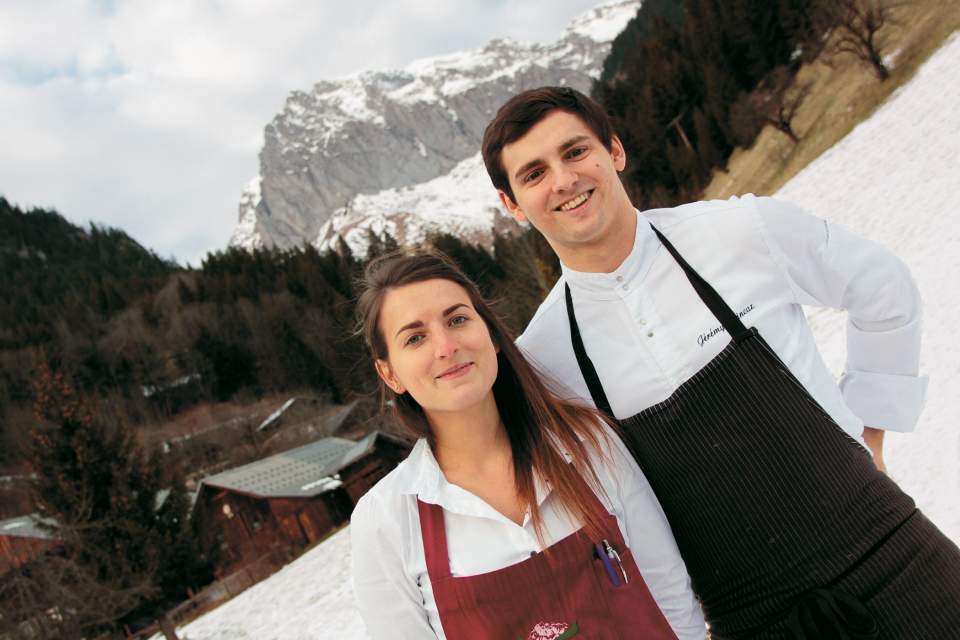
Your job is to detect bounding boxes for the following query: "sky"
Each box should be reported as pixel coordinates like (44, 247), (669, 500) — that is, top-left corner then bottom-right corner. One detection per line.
(0, 0), (612, 267)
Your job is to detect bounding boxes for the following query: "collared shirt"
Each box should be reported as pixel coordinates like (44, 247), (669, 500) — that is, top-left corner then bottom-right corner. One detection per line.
(351, 433), (708, 639)
(517, 195), (927, 439)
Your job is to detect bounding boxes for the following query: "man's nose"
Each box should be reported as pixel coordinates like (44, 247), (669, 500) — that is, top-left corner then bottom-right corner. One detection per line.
(552, 163), (577, 193)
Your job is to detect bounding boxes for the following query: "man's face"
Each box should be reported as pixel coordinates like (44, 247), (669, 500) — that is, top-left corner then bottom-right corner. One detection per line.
(497, 110), (634, 262)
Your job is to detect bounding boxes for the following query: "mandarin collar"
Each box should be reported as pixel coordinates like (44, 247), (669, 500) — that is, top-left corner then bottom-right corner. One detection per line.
(560, 211), (659, 299)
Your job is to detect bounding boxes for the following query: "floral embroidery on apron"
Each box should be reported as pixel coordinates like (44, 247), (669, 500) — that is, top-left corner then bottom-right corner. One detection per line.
(522, 621), (579, 640)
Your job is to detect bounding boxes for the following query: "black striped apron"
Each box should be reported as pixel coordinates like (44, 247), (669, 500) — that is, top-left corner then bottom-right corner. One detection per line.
(565, 226), (960, 639)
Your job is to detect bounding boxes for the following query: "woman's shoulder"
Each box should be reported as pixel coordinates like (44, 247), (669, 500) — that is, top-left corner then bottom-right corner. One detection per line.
(352, 440), (427, 532)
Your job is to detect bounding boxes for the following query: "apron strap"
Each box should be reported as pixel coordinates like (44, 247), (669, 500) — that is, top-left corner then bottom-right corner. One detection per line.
(565, 283), (615, 417)
(417, 498), (453, 579)
(565, 223), (752, 415)
(649, 225), (751, 342)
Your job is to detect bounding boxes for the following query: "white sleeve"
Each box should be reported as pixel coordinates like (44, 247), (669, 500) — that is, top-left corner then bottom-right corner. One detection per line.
(596, 429), (707, 639)
(351, 495), (439, 639)
(754, 196), (927, 432)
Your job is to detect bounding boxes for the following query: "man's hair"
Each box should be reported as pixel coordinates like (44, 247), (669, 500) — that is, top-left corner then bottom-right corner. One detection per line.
(481, 86), (615, 203)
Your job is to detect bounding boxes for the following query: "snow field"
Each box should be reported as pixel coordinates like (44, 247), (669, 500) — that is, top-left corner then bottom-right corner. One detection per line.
(777, 32), (960, 543)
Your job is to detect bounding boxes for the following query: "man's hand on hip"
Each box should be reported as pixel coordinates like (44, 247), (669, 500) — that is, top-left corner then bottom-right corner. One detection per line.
(862, 426), (886, 473)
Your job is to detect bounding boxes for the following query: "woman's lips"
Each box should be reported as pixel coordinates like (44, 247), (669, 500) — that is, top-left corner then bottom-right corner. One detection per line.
(436, 362), (473, 380)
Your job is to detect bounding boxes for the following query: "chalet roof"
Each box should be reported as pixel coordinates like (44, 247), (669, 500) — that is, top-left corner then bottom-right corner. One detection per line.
(0, 514), (57, 540)
(199, 431), (379, 500)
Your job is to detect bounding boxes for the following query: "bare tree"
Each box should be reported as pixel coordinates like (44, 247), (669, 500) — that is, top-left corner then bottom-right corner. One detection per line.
(730, 67), (814, 146)
(0, 544), (157, 640)
(819, 0), (908, 81)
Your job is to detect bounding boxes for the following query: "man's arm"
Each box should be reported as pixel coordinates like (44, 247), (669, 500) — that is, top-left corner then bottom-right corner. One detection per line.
(753, 197), (927, 450)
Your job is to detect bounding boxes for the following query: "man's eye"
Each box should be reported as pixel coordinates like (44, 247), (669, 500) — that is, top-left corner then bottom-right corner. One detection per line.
(567, 146), (587, 159)
(523, 168), (543, 183)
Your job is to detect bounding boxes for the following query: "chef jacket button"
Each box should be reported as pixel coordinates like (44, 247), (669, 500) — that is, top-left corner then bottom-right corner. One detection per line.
(616, 275), (623, 282)
(647, 331), (654, 338)
(622, 284), (629, 291)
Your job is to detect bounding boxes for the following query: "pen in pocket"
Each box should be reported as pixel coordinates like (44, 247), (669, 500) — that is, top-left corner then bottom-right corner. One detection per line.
(594, 539), (629, 586)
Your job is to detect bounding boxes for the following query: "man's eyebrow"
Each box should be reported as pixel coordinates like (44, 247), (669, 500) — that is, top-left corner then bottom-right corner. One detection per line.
(394, 303), (469, 338)
(512, 135), (592, 182)
(513, 157), (544, 182)
(558, 135), (591, 152)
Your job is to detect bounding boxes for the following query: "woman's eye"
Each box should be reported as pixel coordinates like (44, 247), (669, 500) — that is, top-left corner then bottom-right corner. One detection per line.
(404, 334), (424, 347)
(449, 315), (468, 326)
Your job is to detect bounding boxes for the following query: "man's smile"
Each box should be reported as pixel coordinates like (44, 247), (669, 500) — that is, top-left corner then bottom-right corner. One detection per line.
(556, 189), (594, 212)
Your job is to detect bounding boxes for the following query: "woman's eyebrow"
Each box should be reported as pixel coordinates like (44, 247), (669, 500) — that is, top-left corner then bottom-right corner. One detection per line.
(394, 319), (423, 338)
(394, 304), (469, 337)
(443, 303), (468, 317)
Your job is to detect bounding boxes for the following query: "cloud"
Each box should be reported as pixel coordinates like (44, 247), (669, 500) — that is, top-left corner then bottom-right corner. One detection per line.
(0, 0), (608, 265)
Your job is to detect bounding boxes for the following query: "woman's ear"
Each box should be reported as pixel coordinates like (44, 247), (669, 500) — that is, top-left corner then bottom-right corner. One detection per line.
(375, 359), (405, 395)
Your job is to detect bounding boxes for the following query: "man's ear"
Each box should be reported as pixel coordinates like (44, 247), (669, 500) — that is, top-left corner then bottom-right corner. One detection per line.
(375, 359), (405, 395)
(498, 190), (527, 223)
(610, 135), (627, 172)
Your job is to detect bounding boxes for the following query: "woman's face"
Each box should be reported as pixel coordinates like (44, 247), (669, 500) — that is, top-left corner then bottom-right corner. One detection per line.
(375, 278), (499, 421)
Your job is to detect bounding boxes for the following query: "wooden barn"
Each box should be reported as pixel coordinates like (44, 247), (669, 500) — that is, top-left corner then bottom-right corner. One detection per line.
(193, 431), (409, 576)
(0, 515), (59, 577)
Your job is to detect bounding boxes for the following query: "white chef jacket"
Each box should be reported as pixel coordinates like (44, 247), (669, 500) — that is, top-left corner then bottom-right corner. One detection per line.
(351, 432), (707, 639)
(517, 195), (927, 440)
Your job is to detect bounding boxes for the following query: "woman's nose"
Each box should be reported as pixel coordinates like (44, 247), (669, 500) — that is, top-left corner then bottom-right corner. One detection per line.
(434, 329), (458, 358)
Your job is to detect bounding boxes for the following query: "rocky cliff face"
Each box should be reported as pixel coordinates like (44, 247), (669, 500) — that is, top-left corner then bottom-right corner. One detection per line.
(231, 0), (640, 253)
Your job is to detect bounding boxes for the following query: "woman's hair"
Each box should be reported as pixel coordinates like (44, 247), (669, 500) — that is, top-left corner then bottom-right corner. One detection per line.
(356, 250), (615, 541)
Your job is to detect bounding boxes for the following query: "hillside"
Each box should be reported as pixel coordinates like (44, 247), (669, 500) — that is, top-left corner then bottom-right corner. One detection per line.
(0, 198), (174, 349)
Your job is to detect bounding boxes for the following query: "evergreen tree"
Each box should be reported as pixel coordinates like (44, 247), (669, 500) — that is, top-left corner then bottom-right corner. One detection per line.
(24, 360), (210, 637)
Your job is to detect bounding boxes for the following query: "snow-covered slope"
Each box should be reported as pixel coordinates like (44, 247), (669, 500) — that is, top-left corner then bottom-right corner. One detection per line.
(230, 0), (640, 253)
(168, 32), (960, 640)
(776, 33), (960, 544)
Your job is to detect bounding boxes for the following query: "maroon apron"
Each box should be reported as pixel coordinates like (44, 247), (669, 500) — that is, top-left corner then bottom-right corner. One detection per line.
(417, 472), (678, 639)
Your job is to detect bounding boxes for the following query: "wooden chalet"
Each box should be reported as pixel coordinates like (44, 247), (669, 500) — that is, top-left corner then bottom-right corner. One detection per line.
(193, 431), (409, 576)
(0, 515), (59, 577)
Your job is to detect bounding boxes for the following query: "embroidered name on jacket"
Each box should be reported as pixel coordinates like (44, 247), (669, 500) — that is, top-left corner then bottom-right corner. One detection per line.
(697, 304), (755, 347)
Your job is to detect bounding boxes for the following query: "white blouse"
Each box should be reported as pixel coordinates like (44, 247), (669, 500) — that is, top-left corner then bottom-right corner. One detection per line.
(517, 195), (927, 439)
(350, 434), (708, 639)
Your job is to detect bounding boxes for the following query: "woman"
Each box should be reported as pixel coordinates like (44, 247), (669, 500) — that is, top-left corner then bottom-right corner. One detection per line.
(350, 252), (707, 639)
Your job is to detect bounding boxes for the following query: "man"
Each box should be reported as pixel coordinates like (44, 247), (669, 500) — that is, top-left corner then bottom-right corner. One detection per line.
(481, 87), (960, 639)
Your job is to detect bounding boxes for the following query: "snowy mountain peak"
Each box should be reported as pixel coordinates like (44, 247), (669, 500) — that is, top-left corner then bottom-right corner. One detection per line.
(231, 0), (640, 253)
